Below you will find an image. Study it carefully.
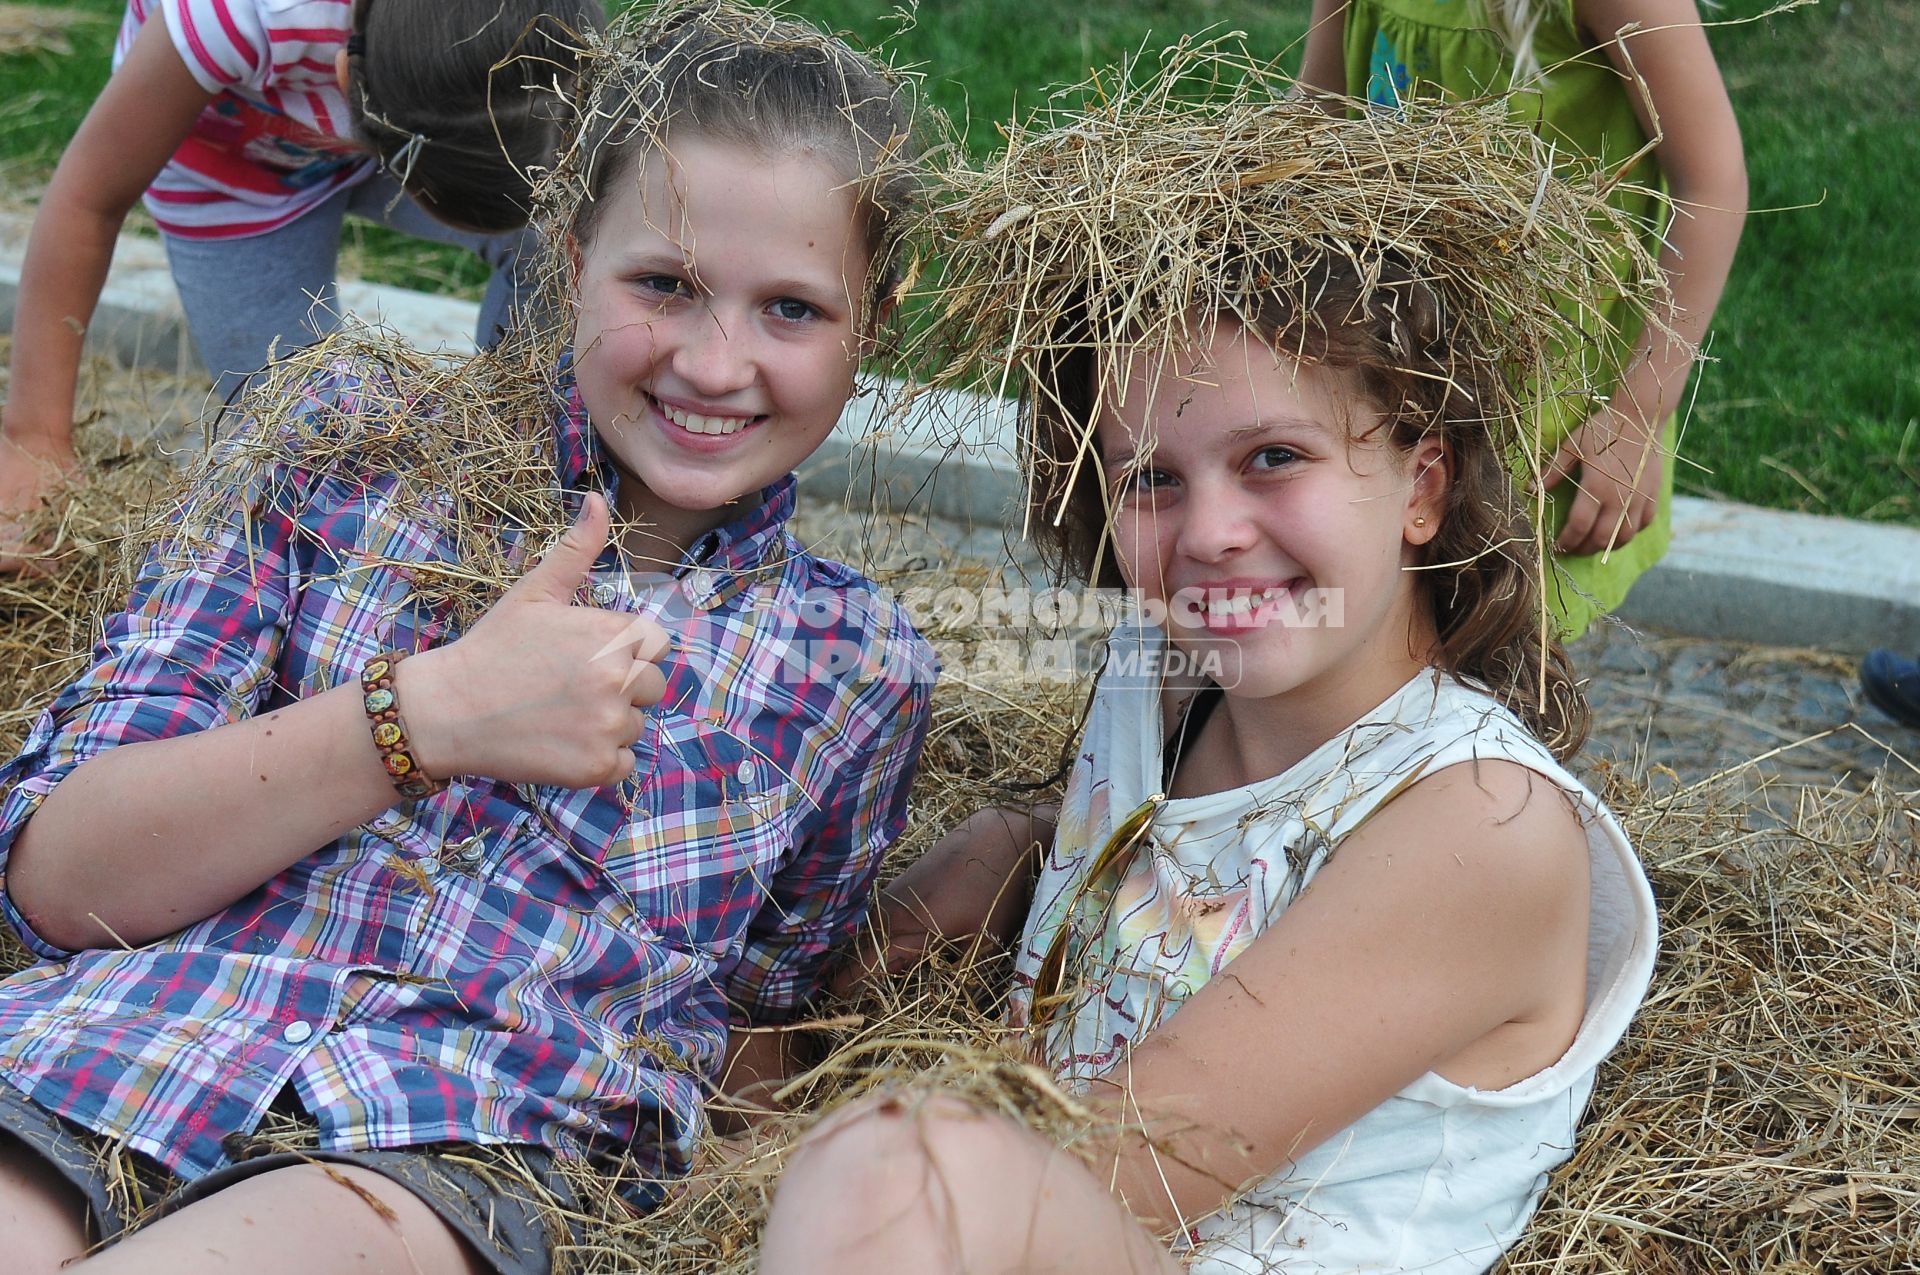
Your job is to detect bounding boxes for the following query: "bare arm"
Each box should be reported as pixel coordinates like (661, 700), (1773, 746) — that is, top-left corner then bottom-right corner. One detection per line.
(10, 682), (416, 951)
(1298, 0), (1352, 99)
(1071, 761), (1593, 1234)
(826, 804), (1055, 997)
(1547, 0), (1748, 555)
(7, 495), (667, 951)
(2, 18), (213, 458)
(709, 1022), (799, 1132)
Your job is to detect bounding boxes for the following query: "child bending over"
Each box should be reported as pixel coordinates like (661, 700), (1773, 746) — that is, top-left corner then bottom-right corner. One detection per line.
(0, 0), (605, 573)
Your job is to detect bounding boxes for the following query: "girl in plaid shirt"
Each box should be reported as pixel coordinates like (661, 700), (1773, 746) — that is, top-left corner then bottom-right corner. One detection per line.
(0, 5), (932, 1273)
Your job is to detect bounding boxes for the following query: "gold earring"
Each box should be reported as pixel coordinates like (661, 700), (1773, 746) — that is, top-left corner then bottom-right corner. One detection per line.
(1413, 516), (1428, 528)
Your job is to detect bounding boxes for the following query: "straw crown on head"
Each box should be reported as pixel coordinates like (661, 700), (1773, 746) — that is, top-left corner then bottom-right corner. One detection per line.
(911, 37), (1678, 756)
(916, 38), (1673, 463)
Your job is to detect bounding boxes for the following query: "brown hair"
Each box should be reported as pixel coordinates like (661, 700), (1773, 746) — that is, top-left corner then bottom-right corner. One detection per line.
(1027, 252), (1590, 758)
(344, 0), (607, 234)
(561, 2), (925, 324)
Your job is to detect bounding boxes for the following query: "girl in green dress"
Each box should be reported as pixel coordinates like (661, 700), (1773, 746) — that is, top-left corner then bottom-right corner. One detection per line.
(1302, 0), (1746, 637)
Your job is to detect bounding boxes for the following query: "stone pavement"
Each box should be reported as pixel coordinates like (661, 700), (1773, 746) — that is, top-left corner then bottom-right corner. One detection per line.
(1572, 623), (1910, 790)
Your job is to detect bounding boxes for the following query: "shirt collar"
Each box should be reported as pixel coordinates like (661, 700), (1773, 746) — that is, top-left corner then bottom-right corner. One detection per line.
(553, 373), (795, 612)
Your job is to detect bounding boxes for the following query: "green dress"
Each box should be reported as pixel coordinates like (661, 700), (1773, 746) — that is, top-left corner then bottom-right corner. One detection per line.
(1340, 0), (1675, 639)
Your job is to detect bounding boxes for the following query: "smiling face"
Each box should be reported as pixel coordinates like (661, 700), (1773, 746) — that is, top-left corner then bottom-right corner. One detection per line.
(1098, 320), (1447, 718)
(569, 134), (870, 557)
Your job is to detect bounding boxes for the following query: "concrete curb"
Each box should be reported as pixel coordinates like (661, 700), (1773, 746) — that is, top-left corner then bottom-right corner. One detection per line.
(4, 213), (1915, 655)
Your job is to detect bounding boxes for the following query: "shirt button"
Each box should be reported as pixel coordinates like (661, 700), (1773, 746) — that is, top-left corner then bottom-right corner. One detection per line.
(282, 1021), (315, 1045)
(590, 581), (619, 607)
(735, 759), (755, 785)
(418, 857), (442, 876)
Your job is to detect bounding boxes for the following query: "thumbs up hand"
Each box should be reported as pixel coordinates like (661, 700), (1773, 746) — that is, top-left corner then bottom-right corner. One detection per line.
(399, 494), (670, 789)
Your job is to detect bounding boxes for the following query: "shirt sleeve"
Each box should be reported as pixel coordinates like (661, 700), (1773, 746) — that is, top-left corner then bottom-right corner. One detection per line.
(720, 607), (936, 1024)
(159, 0), (279, 96)
(0, 375), (357, 956)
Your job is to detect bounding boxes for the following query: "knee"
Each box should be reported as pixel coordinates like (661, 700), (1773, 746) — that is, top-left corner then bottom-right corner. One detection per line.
(788, 1091), (1003, 1189)
(0, 1138), (92, 1274)
(770, 1091), (1028, 1248)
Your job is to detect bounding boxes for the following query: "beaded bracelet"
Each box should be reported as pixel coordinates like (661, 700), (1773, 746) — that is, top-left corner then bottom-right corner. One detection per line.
(360, 650), (444, 801)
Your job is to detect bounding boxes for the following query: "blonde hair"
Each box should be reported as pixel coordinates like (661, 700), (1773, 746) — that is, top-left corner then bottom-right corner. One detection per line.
(1481, 0), (1549, 85)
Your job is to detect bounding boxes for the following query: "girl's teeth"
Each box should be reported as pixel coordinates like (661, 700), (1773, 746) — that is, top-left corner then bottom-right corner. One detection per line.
(1205, 587), (1289, 621)
(661, 401), (752, 435)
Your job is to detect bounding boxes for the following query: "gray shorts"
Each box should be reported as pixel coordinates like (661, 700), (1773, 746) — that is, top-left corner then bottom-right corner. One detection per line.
(161, 171), (542, 402)
(0, 1083), (575, 1275)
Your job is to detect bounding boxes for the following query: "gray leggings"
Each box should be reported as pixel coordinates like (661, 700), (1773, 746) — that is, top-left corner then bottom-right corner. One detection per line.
(162, 171), (540, 401)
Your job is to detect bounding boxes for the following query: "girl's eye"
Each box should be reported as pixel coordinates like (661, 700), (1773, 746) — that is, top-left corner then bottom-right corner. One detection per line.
(1122, 467), (1175, 496)
(770, 297), (819, 323)
(1251, 445), (1301, 471)
(634, 274), (688, 300)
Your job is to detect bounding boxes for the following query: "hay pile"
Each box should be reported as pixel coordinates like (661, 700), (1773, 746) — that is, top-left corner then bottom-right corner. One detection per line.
(1507, 762), (1920, 1271)
(3, 14), (1917, 1275)
(2, 365), (1919, 1271)
(0, 340), (199, 774)
(527, 711), (1920, 1274)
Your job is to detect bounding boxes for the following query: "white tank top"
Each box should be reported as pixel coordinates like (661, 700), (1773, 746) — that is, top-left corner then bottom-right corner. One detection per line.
(1009, 623), (1658, 1273)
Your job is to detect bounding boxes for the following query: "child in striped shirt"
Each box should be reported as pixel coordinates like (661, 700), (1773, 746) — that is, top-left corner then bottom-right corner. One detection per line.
(0, 0), (605, 574)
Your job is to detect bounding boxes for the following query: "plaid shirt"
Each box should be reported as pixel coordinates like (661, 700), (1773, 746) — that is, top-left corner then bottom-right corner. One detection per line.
(0, 361), (933, 1188)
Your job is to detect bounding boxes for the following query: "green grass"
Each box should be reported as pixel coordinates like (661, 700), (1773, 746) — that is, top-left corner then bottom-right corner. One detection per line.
(2, 0), (1914, 523)
(1680, 0), (1919, 522)
(0, 1), (121, 179)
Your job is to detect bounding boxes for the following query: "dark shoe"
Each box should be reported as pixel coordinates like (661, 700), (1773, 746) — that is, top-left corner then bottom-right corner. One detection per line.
(1860, 649), (1920, 729)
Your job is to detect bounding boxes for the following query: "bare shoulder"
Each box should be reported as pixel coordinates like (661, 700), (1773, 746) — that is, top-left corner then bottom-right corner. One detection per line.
(1417, 755), (1587, 830)
(1336, 757), (1592, 914)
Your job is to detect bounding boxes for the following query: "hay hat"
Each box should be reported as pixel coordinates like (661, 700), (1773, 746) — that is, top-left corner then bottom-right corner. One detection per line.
(916, 36), (1675, 505)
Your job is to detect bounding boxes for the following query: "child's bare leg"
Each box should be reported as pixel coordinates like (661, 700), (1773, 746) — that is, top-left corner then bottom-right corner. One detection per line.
(74, 1163), (484, 1275)
(0, 1137), (91, 1272)
(760, 1093), (1182, 1275)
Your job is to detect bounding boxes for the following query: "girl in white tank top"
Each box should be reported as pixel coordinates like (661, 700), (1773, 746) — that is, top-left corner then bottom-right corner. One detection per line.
(756, 62), (1665, 1275)
(1008, 623), (1655, 1272)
